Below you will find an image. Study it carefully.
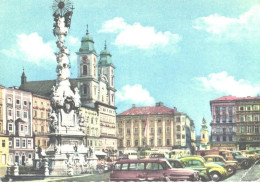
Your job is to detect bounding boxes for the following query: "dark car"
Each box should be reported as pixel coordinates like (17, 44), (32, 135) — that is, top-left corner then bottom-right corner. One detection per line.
(232, 151), (253, 169)
(110, 158), (199, 181)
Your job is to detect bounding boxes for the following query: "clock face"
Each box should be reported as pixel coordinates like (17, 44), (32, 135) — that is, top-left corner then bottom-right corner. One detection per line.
(82, 56), (88, 63)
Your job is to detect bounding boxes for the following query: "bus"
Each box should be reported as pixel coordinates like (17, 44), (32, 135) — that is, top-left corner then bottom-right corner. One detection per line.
(123, 150), (138, 159)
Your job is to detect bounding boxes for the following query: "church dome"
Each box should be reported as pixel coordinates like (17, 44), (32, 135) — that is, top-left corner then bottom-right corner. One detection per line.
(99, 41), (113, 66)
(79, 26), (96, 53)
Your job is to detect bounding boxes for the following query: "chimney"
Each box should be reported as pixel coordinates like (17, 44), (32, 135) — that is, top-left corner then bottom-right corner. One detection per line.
(155, 102), (164, 107)
(173, 107), (177, 111)
(132, 104), (136, 108)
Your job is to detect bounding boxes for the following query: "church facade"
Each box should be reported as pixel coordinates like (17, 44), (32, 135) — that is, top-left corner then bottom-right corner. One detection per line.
(20, 29), (117, 152)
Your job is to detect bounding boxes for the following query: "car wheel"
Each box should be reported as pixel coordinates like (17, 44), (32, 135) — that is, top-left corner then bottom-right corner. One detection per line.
(226, 166), (235, 175)
(209, 171), (221, 181)
(198, 176), (206, 181)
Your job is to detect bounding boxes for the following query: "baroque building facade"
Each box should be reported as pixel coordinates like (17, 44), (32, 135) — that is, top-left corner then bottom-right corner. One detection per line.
(19, 29), (117, 151)
(210, 96), (260, 150)
(117, 102), (195, 152)
(32, 94), (51, 150)
(1, 86), (34, 166)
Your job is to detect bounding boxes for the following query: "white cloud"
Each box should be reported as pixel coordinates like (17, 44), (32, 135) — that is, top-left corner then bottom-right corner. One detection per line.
(67, 35), (80, 46)
(193, 5), (260, 41)
(0, 33), (56, 65)
(100, 17), (181, 50)
(195, 71), (260, 97)
(116, 84), (155, 105)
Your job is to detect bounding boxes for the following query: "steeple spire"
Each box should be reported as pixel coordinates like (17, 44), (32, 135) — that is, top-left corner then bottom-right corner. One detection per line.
(104, 40), (107, 50)
(86, 24), (89, 35)
(21, 67), (27, 85)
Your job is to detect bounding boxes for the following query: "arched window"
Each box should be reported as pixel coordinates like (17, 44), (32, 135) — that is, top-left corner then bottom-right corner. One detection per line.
(83, 65), (87, 76)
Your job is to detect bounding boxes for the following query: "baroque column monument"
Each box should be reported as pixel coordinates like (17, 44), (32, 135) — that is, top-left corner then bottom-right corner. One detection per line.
(42, 0), (96, 176)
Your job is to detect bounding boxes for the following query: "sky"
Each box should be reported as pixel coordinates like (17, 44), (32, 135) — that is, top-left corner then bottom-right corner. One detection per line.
(0, 0), (260, 135)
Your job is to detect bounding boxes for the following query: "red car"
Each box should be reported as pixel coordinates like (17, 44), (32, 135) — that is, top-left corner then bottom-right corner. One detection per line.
(110, 158), (199, 181)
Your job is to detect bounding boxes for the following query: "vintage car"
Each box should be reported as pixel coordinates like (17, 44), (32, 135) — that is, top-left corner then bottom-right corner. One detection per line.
(231, 151), (253, 169)
(110, 158), (200, 181)
(149, 153), (166, 159)
(178, 156), (228, 181)
(240, 150), (259, 160)
(203, 155), (238, 175)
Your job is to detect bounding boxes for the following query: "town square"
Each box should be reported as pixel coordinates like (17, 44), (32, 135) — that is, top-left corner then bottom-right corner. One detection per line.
(0, 0), (260, 181)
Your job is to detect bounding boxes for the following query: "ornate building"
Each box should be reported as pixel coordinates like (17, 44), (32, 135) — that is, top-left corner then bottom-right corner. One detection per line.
(235, 97), (260, 150)
(32, 94), (51, 150)
(117, 102), (194, 152)
(2, 86), (34, 165)
(19, 28), (117, 151)
(210, 96), (260, 151)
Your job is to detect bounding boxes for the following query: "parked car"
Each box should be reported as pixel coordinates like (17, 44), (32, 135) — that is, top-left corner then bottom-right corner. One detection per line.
(232, 151), (253, 169)
(240, 150), (259, 160)
(178, 156), (228, 181)
(149, 153), (165, 159)
(203, 155), (238, 175)
(110, 158), (200, 181)
(167, 159), (185, 168)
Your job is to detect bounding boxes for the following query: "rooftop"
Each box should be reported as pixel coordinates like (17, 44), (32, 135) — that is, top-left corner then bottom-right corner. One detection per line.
(118, 102), (179, 116)
(212, 96), (260, 102)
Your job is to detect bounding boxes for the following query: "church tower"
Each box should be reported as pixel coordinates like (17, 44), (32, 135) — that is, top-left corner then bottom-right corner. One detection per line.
(21, 68), (27, 85)
(200, 117), (210, 150)
(76, 26), (99, 105)
(98, 41), (116, 106)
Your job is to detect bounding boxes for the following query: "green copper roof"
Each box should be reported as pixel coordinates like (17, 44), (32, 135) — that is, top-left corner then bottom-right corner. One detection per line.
(99, 41), (113, 66)
(79, 26), (96, 53)
(201, 117), (208, 131)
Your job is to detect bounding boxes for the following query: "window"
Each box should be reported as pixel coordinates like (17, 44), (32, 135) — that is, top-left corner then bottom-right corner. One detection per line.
(8, 124), (13, 131)
(166, 127), (170, 133)
(222, 115), (226, 123)
(41, 126), (44, 133)
(222, 106), (226, 112)
(229, 127), (232, 133)
(216, 128), (220, 133)
(34, 111), (37, 117)
(127, 128), (130, 135)
(150, 139), (154, 145)
(216, 106), (220, 112)
(255, 116), (259, 122)
(21, 125), (24, 132)
(217, 136), (220, 142)
(146, 163), (163, 170)
(223, 128), (226, 133)
(240, 116), (244, 122)
(28, 140), (31, 148)
(135, 140), (138, 146)
(182, 126), (185, 131)
(248, 126), (252, 133)
(182, 135), (185, 139)
(8, 110), (12, 116)
(127, 140), (130, 146)
(158, 127), (162, 134)
(2, 140), (5, 147)
(24, 101), (27, 106)
(25, 126), (28, 133)
(223, 136), (226, 142)
(150, 128), (154, 134)
(186, 160), (203, 167)
(167, 139), (170, 146)
(16, 111), (20, 118)
(176, 117), (180, 122)
(177, 134), (180, 139)
(177, 126), (180, 131)
(16, 99), (20, 105)
(7, 98), (12, 104)
(229, 136), (232, 141)
(41, 112), (43, 119)
(16, 139), (20, 147)
(216, 115), (220, 123)
(28, 154), (32, 159)
(22, 139), (26, 147)
(255, 126), (259, 133)
(240, 126), (244, 133)
(229, 116), (232, 123)
(134, 128), (138, 134)
(239, 106), (244, 111)
(24, 112), (28, 119)
(83, 86), (87, 95)
(118, 128), (122, 134)
(121, 163), (128, 171)
(83, 65), (87, 75)
(247, 106), (251, 111)
(9, 141), (12, 147)
(246, 115), (252, 122)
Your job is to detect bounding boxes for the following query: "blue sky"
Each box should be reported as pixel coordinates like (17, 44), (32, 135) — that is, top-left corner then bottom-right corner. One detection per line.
(1, 0), (260, 135)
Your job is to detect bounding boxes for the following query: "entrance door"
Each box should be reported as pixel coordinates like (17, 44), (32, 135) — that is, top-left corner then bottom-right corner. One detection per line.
(22, 156), (25, 165)
(15, 156), (19, 164)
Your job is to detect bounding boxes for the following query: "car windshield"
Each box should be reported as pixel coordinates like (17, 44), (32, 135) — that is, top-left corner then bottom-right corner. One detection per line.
(233, 152), (242, 156)
(163, 161), (172, 169)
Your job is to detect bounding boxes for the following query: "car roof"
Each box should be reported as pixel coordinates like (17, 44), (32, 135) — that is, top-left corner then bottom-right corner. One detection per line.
(114, 158), (167, 164)
(204, 155), (224, 158)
